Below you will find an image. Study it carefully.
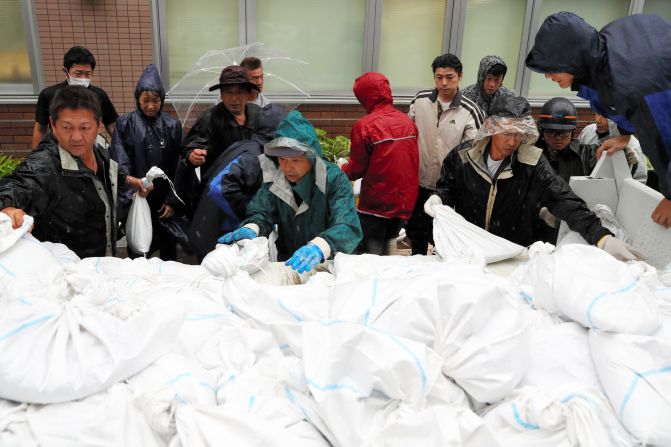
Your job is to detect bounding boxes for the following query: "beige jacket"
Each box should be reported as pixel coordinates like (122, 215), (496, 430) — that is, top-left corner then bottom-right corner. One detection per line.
(409, 88), (484, 189)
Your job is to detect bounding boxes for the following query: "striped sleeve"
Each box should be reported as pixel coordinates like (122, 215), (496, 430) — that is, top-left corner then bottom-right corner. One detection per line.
(460, 95), (486, 129)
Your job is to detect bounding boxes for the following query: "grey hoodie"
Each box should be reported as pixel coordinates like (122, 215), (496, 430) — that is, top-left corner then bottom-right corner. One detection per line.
(462, 55), (515, 116)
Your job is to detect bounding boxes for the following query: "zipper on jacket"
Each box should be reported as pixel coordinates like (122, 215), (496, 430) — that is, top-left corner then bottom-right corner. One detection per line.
(484, 182), (497, 231)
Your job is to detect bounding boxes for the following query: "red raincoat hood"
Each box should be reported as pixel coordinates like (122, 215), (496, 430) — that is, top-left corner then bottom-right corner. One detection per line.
(353, 72), (393, 112)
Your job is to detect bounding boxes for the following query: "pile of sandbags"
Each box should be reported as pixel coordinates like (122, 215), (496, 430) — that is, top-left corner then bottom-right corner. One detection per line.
(2, 211), (671, 446)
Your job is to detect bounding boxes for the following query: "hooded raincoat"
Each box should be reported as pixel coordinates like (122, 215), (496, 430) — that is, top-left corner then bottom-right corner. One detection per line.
(343, 72), (419, 220)
(110, 64), (182, 211)
(526, 12), (671, 198)
(462, 55), (515, 116)
(240, 111), (362, 261)
(435, 96), (611, 247)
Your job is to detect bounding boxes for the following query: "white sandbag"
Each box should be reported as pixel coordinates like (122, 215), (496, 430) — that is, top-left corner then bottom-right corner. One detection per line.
(202, 237), (270, 275)
(25, 383), (165, 447)
(0, 400), (36, 447)
(126, 193), (153, 255)
(301, 321), (499, 446)
(126, 352), (217, 440)
(0, 297), (184, 403)
(330, 261), (528, 404)
(521, 322), (601, 390)
(432, 205), (525, 264)
(214, 356), (332, 445)
(0, 213), (63, 285)
(332, 252), (439, 285)
(483, 386), (633, 447)
(42, 241), (81, 265)
(516, 244), (660, 334)
(175, 403), (326, 447)
(589, 325), (671, 445)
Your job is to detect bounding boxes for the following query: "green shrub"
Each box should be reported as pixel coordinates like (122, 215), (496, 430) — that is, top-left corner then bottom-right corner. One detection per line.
(0, 154), (20, 178)
(316, 128), (351, 163)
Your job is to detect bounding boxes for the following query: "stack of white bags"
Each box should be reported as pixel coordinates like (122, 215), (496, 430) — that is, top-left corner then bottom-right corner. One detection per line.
(1, 209), (670, 446)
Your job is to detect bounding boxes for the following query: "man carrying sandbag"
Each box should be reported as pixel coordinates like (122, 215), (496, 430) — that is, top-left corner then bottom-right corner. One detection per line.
(424, 95), (643, 261)
(217, 111), (362, 274)
(0, 86), (146, 258)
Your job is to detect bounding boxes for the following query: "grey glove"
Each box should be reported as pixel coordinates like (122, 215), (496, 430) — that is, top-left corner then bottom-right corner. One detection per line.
(539, 207), (559, 229)
(597, 235), (646, 262)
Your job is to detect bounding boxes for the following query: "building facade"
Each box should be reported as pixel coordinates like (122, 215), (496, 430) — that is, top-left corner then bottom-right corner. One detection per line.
(1, 0), (670, 158)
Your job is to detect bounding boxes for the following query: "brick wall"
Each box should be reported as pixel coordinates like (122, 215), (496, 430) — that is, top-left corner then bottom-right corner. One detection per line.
(0, 101), (601, 159)
(35, 0), (154, 115)
(1, 0), (154, 158)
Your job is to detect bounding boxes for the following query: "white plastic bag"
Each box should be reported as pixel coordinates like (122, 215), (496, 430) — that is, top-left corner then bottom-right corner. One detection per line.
(126, 193), (153, 255)
(515, 244), (660, 334)
(589, 323), (671, 445)
(25, 384), (165, 447)
(432, 205), (525, 264)
(0, 297), (184, 403)
(483, 386), (633, 447)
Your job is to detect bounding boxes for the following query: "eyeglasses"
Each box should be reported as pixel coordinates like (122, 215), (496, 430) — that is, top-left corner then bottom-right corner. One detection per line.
(544, 130), (572, 137)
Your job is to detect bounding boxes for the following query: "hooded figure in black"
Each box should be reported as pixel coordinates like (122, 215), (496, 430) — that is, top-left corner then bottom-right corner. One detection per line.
(526, 11), (671, 228)
(110, 64), (183, 260)
(424, 95), (644, 262)
(187, 97), (284, 260)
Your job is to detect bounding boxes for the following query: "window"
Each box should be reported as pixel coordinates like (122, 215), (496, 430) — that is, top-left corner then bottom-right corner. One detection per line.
(528, 0), (629, 97)
(643, 0), (671, 21)
(256, 0), (365, 92)
(461, 0), (526, 92)
(166, 0), (239, 87)
(378, 0), (447, 92)
(0, 0), (31, 84)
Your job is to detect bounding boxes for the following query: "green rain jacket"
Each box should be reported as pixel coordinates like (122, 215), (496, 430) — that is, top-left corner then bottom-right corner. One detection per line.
(240, 111), (362, 261)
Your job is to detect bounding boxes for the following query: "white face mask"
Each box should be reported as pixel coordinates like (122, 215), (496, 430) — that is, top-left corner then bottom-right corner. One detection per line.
(67, 76), (91, 88)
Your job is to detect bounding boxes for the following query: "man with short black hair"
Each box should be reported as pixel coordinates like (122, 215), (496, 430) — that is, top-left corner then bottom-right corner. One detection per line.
(1, 86), (144, 258)
(32, 46), (118, 148)
(462, 55), (515, 116)
(240, 56), (270, 108)
(406, 53), (484, 255)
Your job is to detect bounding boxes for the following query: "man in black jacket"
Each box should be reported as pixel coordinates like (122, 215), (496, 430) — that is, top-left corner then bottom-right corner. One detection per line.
(424, 95), (643, 261)
(0, 86), (145, 258)
(526, 12), (671, 228)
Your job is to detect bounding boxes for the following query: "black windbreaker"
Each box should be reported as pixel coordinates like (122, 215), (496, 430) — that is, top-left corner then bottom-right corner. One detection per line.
(188, 139), (264, 259)
(435, 138), (611, 246)
(526, 12), (671, 198)
(0, 135), (119, 258)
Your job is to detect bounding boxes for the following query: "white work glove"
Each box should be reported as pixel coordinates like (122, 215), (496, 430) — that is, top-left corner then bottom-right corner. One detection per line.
(539, 206), (559, 228)
(597, 235), (645, 262)
(336, 158), (348, 168)
(424, 194), (443, 218)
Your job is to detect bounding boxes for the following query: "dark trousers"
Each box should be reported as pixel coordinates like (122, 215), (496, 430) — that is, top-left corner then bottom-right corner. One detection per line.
(357, 212), (404, 255)
(405, 186), (434, 255)
(128, 214), (177, 261)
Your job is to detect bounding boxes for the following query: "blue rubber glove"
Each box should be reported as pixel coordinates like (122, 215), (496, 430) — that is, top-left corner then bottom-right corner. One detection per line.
(217, 227), (256, 244)
(285, 243), (324, 274)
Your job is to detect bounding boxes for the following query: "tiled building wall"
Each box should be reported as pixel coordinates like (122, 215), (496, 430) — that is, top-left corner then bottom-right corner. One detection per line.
(0, 0), (153, 158)
(1, 102), (599, 159)
(0, 0), (598, 159)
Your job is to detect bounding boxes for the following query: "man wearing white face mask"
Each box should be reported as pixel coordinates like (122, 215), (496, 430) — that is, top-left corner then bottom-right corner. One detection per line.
(32, 46), (118, 148)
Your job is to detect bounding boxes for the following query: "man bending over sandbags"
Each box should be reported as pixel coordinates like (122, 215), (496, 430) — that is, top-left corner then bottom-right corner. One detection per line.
(218, 111), (362, 274)
(424, 95), (643, 262)
(0, 86), (147, 258)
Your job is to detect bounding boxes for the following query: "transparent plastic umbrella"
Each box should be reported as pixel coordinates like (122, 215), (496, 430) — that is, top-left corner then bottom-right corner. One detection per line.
(166, 42), (310, 128)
